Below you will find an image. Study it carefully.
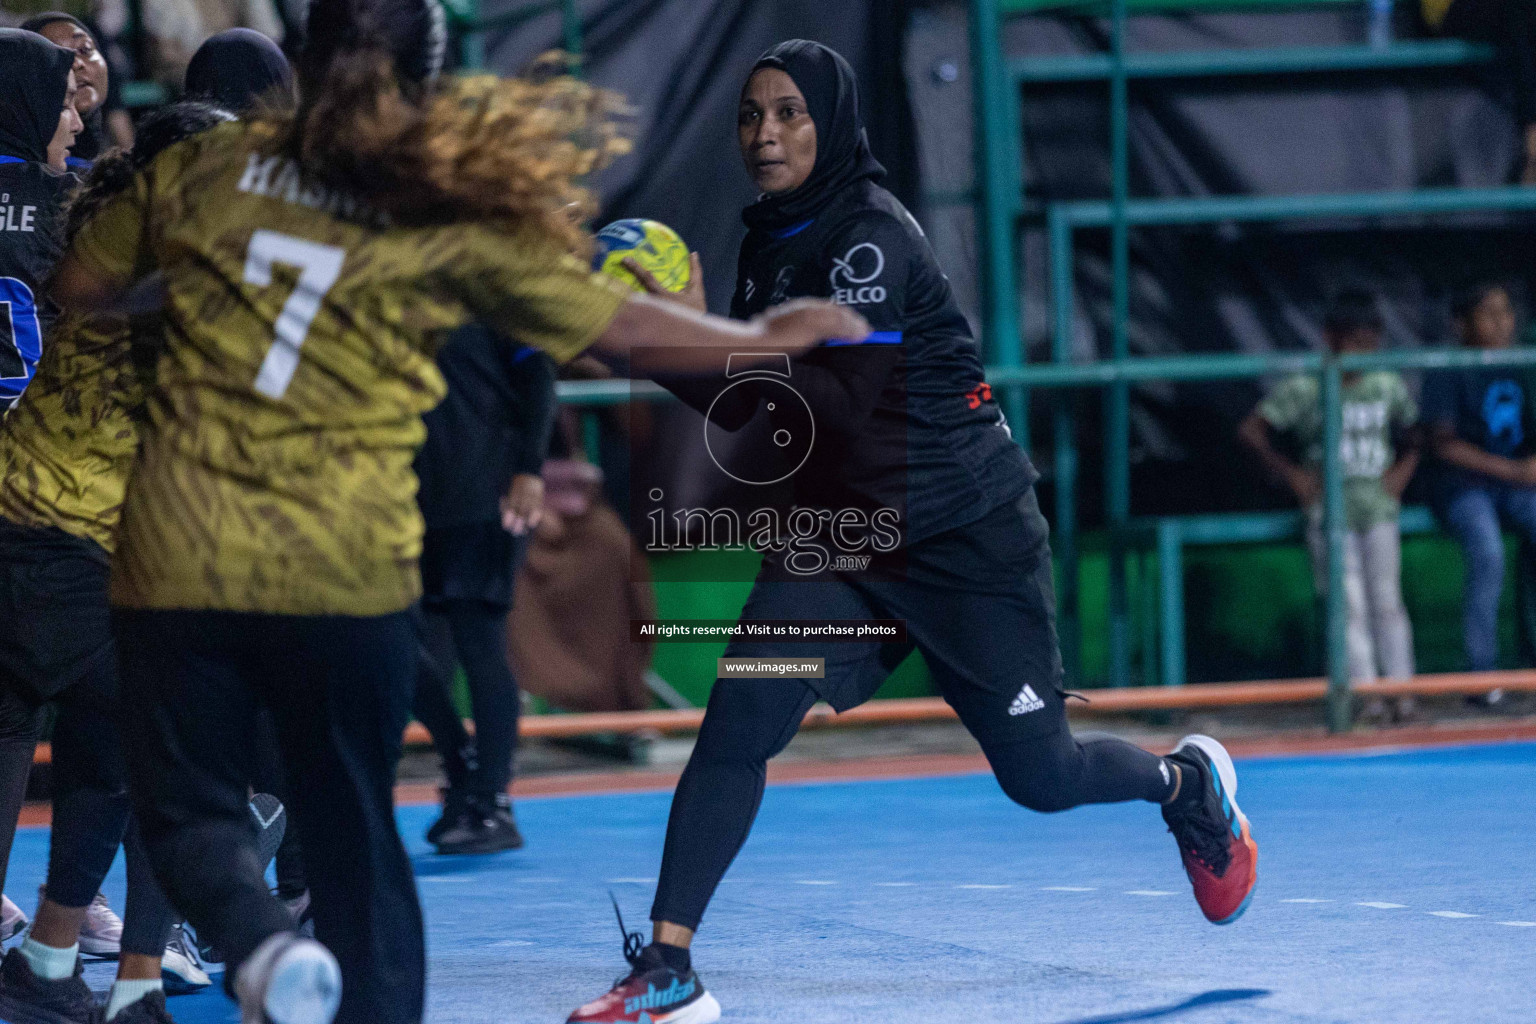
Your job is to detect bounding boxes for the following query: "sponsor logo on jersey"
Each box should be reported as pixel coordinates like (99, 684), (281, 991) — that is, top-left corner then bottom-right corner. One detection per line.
(743, 277), (756, 303)
(1009, 684), (1046, 716)
(965, 382), (993, 410)
(830, 242), (886, 306)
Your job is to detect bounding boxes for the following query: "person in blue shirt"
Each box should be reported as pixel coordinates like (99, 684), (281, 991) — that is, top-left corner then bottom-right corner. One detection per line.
(1423, 281), (1536, 676)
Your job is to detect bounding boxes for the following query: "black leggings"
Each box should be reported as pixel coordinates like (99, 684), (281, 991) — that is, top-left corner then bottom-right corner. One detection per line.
(115, 608), (423, 1024)
(651, 679), (1169, 930)
(0, 664), (176, 957)
(412, 602), (520, 801)
(0, 691), (40, 903)
(651, 493), (1173, 932)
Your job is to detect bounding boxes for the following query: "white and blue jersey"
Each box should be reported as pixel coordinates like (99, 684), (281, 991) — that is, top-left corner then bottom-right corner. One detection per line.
(0, 156), (73, 408)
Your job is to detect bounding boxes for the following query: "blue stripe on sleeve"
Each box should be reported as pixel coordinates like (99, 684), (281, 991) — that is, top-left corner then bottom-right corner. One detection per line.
(823, 330), (903, 347)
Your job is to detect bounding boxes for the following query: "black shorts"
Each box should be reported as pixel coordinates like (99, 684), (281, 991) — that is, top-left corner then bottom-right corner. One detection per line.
(419, 523), (520, 609)
(724, 489), (1067, 747)
(0, 519), (113, 703)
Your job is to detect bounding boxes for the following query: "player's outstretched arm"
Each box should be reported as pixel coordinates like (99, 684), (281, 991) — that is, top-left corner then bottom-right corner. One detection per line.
(589, 293), (868, 376)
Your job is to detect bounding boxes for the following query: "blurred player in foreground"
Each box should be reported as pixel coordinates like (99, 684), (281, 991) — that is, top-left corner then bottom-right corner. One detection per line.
(48, 2), (866, 1021)
(567, 40), (1258, 1024)
(0, 101), (235, 1024)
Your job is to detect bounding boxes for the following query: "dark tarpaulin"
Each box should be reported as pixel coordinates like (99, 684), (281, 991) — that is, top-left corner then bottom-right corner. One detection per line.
(902, 5), (1536, 518)
(1003, 7), (1536, 520)
(478, 0), (918, 516)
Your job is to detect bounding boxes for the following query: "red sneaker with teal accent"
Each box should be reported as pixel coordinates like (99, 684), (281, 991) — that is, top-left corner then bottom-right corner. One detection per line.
(567, 904), (720, 1024)
(1162, 734), (1258, 925)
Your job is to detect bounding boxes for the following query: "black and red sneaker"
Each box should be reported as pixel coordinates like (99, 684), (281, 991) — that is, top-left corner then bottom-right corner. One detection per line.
(1162, 734), (1258, 925)
(566, 904), (719, 1024)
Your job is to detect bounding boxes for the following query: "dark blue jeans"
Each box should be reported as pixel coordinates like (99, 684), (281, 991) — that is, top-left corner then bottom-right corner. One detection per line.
(1438, 482), (1536, 671)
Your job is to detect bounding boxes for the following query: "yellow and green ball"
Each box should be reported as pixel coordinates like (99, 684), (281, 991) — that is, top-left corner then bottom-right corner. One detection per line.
(593, 218), (691, 293)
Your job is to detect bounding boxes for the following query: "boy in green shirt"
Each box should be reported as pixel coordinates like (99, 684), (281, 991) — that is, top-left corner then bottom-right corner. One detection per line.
(1239, 290), (1421, 720)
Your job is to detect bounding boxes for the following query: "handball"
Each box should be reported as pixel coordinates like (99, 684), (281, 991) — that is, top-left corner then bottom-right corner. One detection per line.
(593, 218), (691, 293)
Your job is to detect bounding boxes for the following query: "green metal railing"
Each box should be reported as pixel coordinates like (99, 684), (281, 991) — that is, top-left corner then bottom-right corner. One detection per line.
(969, 0), (1531, 727)
(444, 0), (582, 71)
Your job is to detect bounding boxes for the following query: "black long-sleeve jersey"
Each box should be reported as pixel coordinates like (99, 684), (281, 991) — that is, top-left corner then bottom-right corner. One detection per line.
(672, 179), (1036, 548)
(0, 161), (74, 407)
(415, 323), (557, 530)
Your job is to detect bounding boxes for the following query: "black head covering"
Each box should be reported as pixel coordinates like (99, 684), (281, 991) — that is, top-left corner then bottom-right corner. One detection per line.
(740, 39), (886, 233)
(186, 29), (294, 113)
(301, 0), (447, 90)
(0, 28), (77, 164)
(20, 14), (104, 163)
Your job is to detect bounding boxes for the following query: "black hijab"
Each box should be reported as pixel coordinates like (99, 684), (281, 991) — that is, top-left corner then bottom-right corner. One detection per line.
(19, 14), (103, 163)
(741, 39), (885, 233)
(185, 29), (294, 113)
(0, 29), (76, 164)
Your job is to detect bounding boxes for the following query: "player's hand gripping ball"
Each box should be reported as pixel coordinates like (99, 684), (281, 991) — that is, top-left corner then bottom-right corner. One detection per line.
(593, 219), (691, 293)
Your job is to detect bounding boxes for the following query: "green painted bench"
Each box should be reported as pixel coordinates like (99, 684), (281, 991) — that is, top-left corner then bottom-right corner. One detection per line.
(1136, 505), (1438, 687)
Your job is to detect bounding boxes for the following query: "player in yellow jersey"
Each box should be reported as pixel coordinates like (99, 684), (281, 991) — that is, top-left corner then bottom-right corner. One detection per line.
(48, 3), (868, 1023)
(0, 102), (235, 1024)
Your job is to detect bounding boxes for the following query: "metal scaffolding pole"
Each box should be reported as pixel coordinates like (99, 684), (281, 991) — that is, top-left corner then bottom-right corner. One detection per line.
(969, 0), (1028, 447)
(1105, 0), (1132, 687)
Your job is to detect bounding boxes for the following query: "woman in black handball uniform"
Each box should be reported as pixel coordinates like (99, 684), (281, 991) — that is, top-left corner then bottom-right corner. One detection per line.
(566, 40), (1258, 1024)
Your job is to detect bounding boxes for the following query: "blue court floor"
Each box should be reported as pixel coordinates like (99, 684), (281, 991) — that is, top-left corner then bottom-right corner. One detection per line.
(4, 741), (1533, 1023)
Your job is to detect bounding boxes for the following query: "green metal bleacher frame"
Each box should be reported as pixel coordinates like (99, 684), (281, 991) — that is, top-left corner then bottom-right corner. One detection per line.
(113, 0), (580, 104)
(968, 0), (1536, 729)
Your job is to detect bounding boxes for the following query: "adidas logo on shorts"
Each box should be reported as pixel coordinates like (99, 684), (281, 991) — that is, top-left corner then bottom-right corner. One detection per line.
(1009, 684), (1046, 716)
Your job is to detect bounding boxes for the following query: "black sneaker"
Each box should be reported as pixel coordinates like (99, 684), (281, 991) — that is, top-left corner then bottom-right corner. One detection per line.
(0, 947), (103, 1024)
(107, 990), (174, 1024)
(565, 903), (718, 1023)
(432, 796), (524, 855)
(424, 788), (471, 846)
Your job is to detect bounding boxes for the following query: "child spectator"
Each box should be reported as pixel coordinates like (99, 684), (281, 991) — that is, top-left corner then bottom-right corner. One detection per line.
(1422, 282), (1536, 684)
(1240, 290), (1420, 721)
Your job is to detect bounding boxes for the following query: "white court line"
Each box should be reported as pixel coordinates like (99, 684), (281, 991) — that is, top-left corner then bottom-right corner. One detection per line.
(794, 880), (838, 886)
(1281, 898), (1332, 904)
(1356, 902), (1408, 909)
(1041, 886), (1096, 892)
(1126, 890), (1175, 897)
(1428, 911), (1479, 919)
(1497, 921), (1536, 927)
(956, 884), (1012, 890)
(875, 882), (917, 887)
(606, 878), (652, 884)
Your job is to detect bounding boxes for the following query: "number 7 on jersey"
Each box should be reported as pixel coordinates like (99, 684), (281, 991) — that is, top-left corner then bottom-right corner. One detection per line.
(243, 230), (345, 400)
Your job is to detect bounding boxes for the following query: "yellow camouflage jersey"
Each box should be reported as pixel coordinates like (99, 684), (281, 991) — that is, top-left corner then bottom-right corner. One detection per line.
(67, 117), (630, 615)
(0, 311), (148, 552)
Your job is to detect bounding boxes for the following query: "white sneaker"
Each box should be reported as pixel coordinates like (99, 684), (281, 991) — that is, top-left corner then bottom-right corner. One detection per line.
(0, 895), (26, 941)
(162, 922), (213, 993)
(77, 890), (123, 958)
(235, 934), (341, 1024)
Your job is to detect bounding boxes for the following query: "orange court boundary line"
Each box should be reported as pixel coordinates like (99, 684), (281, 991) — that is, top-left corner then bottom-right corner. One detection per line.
(17, 718), (1536, 825)
(398, 716), (1536, 804)
(26, 669), (1536, 767)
